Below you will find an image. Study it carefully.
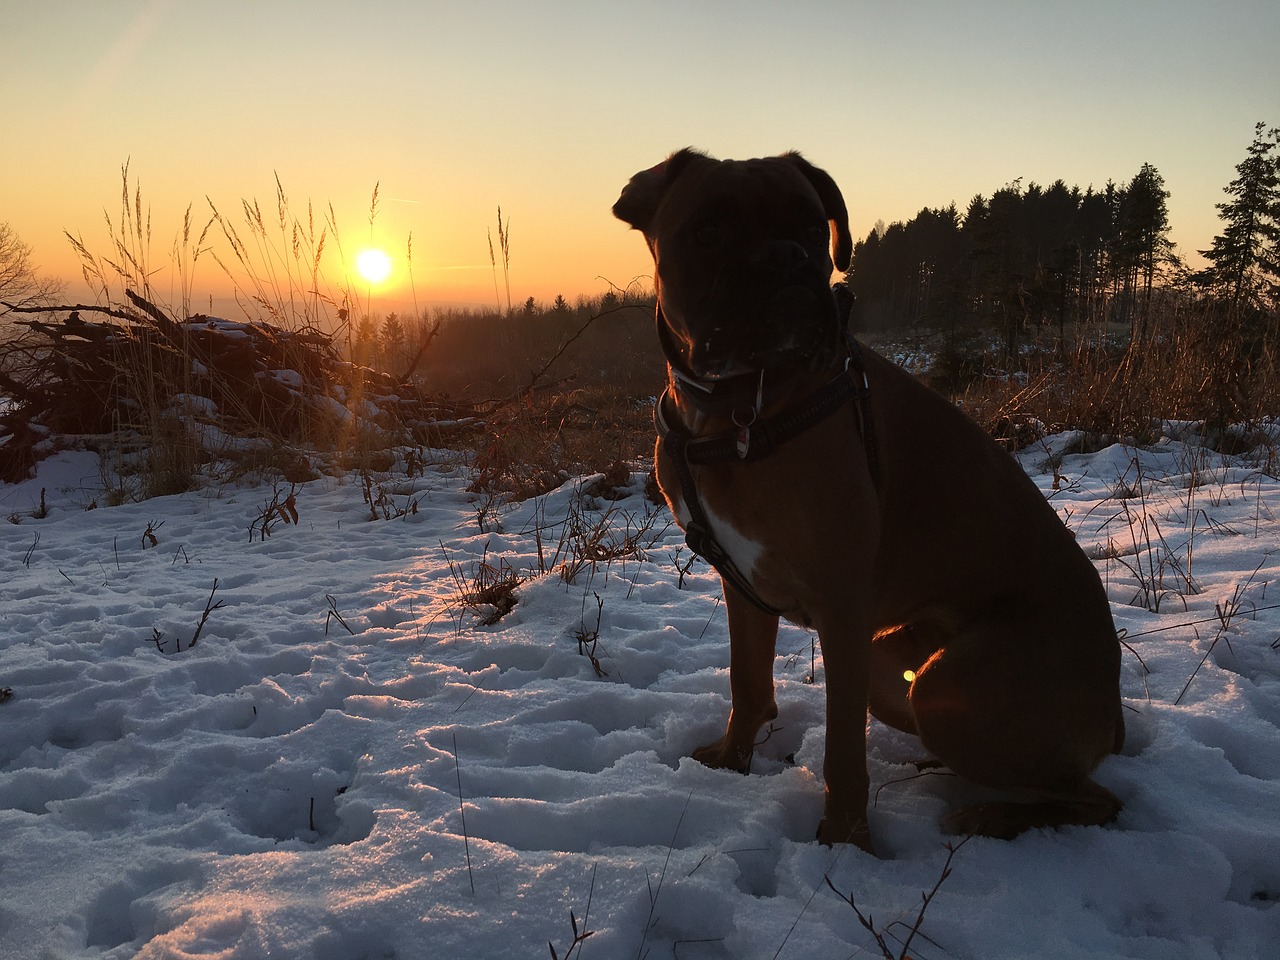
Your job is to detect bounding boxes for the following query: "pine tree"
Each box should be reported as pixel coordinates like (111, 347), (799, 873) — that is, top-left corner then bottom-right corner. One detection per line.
(1197, 122), (1280, 311)
(380, 312), (404, 346)
(349, 315), (374, 366)
(379, 313), (405, 372)
(966, 182), (1028, 355)
(1114, 163), (1176, 338)
(1072, 186), (1118, 320)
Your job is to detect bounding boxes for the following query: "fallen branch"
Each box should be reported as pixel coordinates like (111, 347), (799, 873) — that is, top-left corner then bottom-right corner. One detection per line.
(1, 300), (143, 323)
(0, 291), (481, 481)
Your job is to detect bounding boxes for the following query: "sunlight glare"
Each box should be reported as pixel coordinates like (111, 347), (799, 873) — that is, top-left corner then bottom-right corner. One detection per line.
(356, 248), (392, 285)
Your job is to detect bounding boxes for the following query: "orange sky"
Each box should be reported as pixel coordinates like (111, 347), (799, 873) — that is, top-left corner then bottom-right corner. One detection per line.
(3, 1), (1278, 323)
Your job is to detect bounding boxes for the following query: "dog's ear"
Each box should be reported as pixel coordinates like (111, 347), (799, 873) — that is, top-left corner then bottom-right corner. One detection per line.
(781, 153), (852, 272)
(612, 148), (708, 236)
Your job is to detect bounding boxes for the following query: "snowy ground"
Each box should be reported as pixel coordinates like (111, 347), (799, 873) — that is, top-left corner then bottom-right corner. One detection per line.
(2, 430), (1279, 960)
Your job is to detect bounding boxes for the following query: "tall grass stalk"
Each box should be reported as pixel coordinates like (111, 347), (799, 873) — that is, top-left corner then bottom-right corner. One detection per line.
(204, 173), (347, 333)
(487, 205), (511, 315)
(363, 181), (381, 327)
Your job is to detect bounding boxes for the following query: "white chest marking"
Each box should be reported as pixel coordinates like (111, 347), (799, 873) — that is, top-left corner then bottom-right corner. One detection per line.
(700, 498), (766, 580)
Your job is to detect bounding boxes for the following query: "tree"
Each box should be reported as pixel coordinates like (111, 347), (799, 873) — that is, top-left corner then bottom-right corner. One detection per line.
(1031, 182), (1078, 321)
(843, 165), (1177, 345)
(1197, 122), (1280, 311)
(1072, 185), (1120, 321)
(1113, 163), (1176, 338)
(381, 312), (404, 347)
(844, 206), (964, 333)
(352, 315), (378, 366)
(0, 222), (62, 316)
(355, 315), (378, 344)
(380, 313), (405, 371)
(967, 182), (1030, 355)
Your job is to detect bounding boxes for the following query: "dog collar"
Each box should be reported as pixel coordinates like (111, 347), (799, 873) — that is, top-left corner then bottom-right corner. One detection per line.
(655, 336), (878, 616)
(652, 286), (880, 616)
(658, 364), (846, 463)
(656, 334), (877, 476)
(656, 302), (839, 425)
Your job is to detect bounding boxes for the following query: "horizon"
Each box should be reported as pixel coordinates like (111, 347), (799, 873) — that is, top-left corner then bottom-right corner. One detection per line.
(3, 1), (1278, 322)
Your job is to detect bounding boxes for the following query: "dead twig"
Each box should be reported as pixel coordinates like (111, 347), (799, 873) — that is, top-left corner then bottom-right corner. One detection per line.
(548, 865), (597, 960)
(452, 733), (475, 896)
(825, 836), (969, 960)
(324, 594), (355, 636)
(150, 579), (225, 654)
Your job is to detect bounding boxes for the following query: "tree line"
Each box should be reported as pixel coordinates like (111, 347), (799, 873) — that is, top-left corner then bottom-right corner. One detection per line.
(844, 123), (1280, 353)
(346, 287), (661, 396)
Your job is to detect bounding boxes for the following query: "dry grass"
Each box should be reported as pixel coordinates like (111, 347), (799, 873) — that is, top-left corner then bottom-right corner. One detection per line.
(466, 385), (655, 501)
(946, 303), (1280, 451)
(440, 543), (523, 627)
(410, 291), (661, 398)
(2, 165), (666, 497)
(529, 474), (669, 588)
(5, 163), (1278, 507)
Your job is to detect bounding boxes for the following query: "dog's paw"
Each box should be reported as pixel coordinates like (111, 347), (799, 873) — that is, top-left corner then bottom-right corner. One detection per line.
(942, 785), (1122, 840)
(816, 814), (874, 852)
(690, 737), (753, 774)
(941, 802), (1021, 840)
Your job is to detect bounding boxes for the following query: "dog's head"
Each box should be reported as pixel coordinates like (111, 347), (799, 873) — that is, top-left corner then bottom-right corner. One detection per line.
(613, 148), (851, 381)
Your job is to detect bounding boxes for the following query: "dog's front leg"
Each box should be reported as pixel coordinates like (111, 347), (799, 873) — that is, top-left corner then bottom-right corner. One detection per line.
(814, 610), (874, 851)
(691, 578), (779, 773)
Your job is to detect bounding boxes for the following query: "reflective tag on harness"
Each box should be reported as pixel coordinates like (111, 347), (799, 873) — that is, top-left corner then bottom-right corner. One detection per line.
(732, 371), (765, 459)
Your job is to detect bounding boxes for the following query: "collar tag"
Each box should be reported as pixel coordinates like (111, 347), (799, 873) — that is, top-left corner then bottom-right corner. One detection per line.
(731, 371), (764, 459)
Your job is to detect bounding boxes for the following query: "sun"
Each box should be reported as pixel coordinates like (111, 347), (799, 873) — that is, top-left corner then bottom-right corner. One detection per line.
(355, 248), (392, 285)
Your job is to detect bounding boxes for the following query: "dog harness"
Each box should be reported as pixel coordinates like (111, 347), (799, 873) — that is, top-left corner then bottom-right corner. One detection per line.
(654, 326), (880, 616)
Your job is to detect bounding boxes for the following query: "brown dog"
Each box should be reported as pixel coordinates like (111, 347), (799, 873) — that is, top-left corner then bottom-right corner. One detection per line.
(613, 149), (1125, 850)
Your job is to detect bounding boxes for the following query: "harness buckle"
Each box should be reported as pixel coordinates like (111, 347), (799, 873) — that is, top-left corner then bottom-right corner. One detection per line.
(684, 520), (713, 560)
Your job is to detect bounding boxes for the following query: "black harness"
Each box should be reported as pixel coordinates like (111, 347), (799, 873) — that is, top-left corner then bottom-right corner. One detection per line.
(654, 324), (880, 616)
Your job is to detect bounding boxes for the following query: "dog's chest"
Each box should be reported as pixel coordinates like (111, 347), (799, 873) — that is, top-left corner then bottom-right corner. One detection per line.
(669, 484), (767, 581)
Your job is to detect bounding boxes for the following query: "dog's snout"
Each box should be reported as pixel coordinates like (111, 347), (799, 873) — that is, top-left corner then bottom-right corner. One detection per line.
(752, 240), (809, 277)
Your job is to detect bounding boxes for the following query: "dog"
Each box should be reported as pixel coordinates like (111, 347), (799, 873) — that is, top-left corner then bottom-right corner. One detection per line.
(613, 149), (1125, 850)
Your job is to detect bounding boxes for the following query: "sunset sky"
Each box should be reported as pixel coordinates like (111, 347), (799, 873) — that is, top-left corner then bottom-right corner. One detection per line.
(3, 0), (1278, 321)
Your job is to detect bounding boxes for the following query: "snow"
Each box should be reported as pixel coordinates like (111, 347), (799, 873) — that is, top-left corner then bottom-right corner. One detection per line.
(1, 436), (1278, 960)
